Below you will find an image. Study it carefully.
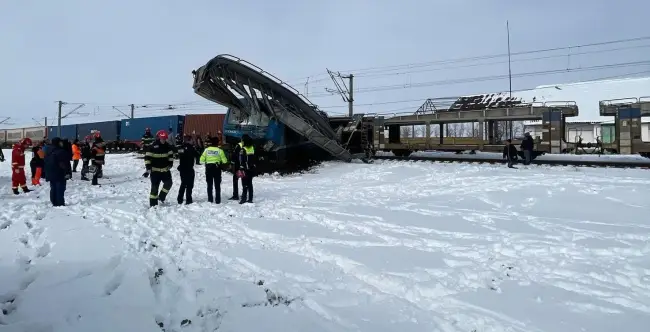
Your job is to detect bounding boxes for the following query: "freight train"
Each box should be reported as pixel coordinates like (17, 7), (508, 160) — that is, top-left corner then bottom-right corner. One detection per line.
(0, 115), (223, 150)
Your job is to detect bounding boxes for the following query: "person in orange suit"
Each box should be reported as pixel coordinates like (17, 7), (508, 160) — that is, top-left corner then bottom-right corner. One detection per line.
(11, 138), (33, 194)
(30, 143), (46, 185)
(71, 139), (81, 172)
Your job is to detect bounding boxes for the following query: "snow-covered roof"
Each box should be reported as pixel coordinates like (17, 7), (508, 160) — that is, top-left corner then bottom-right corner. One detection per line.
(450, 77), (650, 124)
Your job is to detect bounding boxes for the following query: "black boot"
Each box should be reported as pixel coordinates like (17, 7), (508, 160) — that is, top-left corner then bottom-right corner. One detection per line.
(229, 195), (239, 200)
(22, 187), (31, 193)
(13, 188), (19, 195)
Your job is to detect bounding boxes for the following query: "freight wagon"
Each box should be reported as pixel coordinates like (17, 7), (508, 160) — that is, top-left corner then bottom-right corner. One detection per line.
(183, 114), (225, 143)
(120, 115), (184, 149)
(0, 127), (46, 148)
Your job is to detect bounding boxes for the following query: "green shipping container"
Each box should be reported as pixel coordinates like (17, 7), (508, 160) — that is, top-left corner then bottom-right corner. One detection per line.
(601, 124), (615, 144)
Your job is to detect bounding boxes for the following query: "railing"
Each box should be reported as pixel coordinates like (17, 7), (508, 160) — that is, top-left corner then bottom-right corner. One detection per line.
(217, 54), (319, 109)
(599, 96), (650, 105)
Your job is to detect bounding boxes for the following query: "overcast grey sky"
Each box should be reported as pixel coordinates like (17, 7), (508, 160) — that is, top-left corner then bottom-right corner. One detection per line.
(1, 0), (648, 126)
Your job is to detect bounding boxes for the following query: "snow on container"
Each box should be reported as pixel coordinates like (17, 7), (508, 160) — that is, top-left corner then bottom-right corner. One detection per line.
(77, 121), (121, 142)
(48, 125), (78, 140)
(120, 115), (185, 142)
(5, 128), (24, 143)
(183, 114), (225, 142)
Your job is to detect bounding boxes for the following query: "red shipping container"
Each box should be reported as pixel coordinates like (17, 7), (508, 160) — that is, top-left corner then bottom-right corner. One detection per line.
(183, 114), (226, 142)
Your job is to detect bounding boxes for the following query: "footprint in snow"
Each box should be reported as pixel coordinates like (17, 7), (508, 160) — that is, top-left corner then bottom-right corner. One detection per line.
(36, 242), (51, 258)
(0, 220), (11, 230)
(104, 271), (124, 296)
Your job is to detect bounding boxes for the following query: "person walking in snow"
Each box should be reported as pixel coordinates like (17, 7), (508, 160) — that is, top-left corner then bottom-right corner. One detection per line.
(90, 132), (106, 185)
(237, 134), (256, 204)
(11, 138), (33, 195)
(44, 137), (72, 206)
(200, 136), (228, 204)
(520, 132), (534, 165)
(80, 135), (92, 181)
(71, 139), (81, 172)
(503, 139), (518, 169)
(144, 130), (174, 207)
(176, 134), (200, 205)
(30, 144), (45, 185)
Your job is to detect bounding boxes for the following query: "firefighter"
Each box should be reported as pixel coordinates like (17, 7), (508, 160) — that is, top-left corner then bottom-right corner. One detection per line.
(176, 134), (200, 205)
(11, 138), (32, 194)
(80, 135), (92, 181)
(144, 130), (174, 207)
(90, 132), (105, 185)
(71, 139), (81, 172)
(229, 138), (243, 201)
(173, 133), (183, 159)
(30, 143), (45, 185)
(141, 127), (154, 176)
(200, 136), (228, 204)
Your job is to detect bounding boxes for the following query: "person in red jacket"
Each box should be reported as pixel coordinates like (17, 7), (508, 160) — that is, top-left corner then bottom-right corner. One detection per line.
(11, 138), (33, 194)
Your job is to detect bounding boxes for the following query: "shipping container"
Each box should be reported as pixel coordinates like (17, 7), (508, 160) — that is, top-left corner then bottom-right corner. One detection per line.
(48, 125), (78, 140)
(183, 114), (225, 142)
(5, 128), (24, 143)
(120, 115), (184, 142)
(78, 121), (121, 141)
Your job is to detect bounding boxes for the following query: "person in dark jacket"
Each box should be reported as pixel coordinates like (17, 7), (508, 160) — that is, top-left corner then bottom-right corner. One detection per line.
(520, 132), (534, 165)
(194, 136), (204, 165)
(61, 138), (73, 178)
(503, 139), (518, 169)
(238, 134), (256, 204)
(176, 135), (200, 204)
(44, 137), (72, 206)
(30, 145), (45, 185)
(91, 133), (106, 185)
(229, 138), (243, 201)
(80, 135), (92, 181)
(144, 130), (174, 207)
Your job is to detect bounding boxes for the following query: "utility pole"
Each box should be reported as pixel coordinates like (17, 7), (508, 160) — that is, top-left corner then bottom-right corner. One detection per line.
(326, 70), (354, 116)
(507, 20), (513, 139)
(57, 101), (86, 137)
(130, 104), (135, 118)
(57, 101), (64, 137)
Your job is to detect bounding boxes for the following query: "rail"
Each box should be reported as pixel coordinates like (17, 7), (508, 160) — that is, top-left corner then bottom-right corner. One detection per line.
(217, 54), (320, 109)
(373, 155), (650, 169)
(599, 96), (650, 106)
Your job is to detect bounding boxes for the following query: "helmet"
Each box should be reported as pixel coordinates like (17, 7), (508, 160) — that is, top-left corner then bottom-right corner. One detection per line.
(145, 127), (151, 132)
(93, 131), (101, 138)
(20, 138), (33, 147)
(156, 130), (168, 140)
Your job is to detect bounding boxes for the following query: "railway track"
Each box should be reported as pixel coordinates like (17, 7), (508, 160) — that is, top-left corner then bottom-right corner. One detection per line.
(373, 155), (650, 169)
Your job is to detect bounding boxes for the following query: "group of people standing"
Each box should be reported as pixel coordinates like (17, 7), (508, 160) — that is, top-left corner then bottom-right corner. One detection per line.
(140, 128), (256, 208)
(502, 132), (535, 168)
(2, 132), (107, 206)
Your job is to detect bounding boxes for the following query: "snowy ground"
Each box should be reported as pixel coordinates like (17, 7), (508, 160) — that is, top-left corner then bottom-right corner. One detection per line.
(1, 150), (650, 332)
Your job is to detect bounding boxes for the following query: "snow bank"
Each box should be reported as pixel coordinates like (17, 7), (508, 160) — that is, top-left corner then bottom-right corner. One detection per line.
(1, 151), (650, 331)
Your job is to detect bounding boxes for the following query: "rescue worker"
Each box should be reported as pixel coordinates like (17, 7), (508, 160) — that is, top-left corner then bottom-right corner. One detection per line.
(520, 132), (534, 165)
(44, 137), (72, 206)
(71, 139), (81, 172)
(141, 127), (154, 151)
(229, 138), (243, 201)
(90, 132), (105, 185)
(176, 134), (200, 205)
(30, 143), (45, 185)
(200, 136), (228, 204)
(80, 135), (92, 181)
(238, 134), (256, 204)
(173, 133), (183, 159)
(141, 127), (154, 176)
(503, 139), (518, 169)
(11, 138), (32, 194)
(144, 130), (174, 207)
